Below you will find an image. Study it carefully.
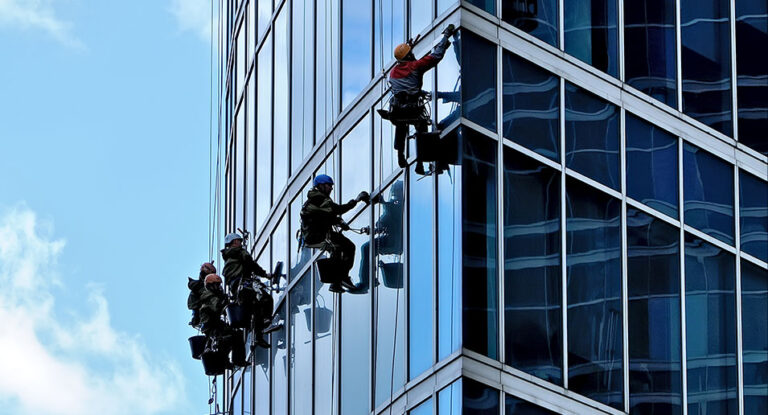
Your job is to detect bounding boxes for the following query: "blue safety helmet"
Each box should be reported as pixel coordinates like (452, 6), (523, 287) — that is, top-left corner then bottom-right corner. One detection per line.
(313, 174), (334, 187)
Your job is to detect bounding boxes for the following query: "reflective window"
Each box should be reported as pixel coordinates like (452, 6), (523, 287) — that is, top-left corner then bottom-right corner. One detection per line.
(462, 32), (497, 132)
(410, 399), (433, 415)
(466, 0), (496, 15)
(437, 31), (461, 129)
(410, 0), (432, 37)
(254, 341), (270, 415)
(624, 0), (676, 107)
(314, 268), (337, 415)
(256, 37), (273, 228)
(291, 0), (315, 173)
(342, 210), (373, 415)
(463, 132), (498, 359)
(271, 215), (288, 294)
(290, 182), (313, 279)
(236, 106), (245, 229)
(247, 80), (256, 234)
(564, 0), (618, 76)
(740, 171), (768, 262)
(502, 51), (560, 161)
(565, 82), (620, 191)
(231, 374), (243, 415)
(504, 148), (562, 385)
(505, 394), (557, 414)
(237, 23), (246, 98)
(736, 1), (768, 155)
(270, 304), (287, 415)
(374, 98), (399, 187)
(341, 116), (372, 204)
(685, 234), (737, 414)
(409, 164), (434, 380)
(375, 178), (406, 406)
(342, 0), (372, 109)
(316, 0), (340, 140)
(742, 260), (768, 414)
(258, 0), (271, 37)
(374, 0), (405, 72)
(243, 365), (252, 415)
(273, 8), (289, 200)
(626, 113), (679, 219)
(566, 178), (623, 409)
(248, 0), (255, 64)
(683, 143), (734, 245)
(437, 0), (457, 16)
(464, 378), (500, 414)
(680, 0), (732, 135)
(289, 272), (311, 415)
(502, 0), (558, 47)
(438, 161), (462, 359)
(438, 379), (462, 415)
(627, 209), (682, 415)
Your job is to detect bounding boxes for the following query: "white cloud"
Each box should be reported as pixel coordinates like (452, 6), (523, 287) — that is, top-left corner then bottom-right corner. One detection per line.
(0, 0), (84, 49)
(0, 205), (184, 415)
(169, 0), (212, 42)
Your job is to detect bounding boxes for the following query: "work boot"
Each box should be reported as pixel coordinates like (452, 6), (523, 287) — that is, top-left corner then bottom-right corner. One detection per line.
(329, 283), (344, 293)
(340, 276), (356, 292)
(415, 163), (426, 175)
(262, 320), (283, 334)
(255, 335), (271, 349)
(397, 151), (408, 168)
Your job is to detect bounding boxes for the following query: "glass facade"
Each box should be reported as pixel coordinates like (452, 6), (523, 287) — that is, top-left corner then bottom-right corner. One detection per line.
(216, 1), (768, 414)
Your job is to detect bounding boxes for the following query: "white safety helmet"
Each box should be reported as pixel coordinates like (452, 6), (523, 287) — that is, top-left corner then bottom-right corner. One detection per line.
(225, 233), (243, 245)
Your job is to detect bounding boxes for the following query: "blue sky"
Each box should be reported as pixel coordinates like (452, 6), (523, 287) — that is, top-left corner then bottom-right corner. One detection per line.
(0, 1), (217, 413)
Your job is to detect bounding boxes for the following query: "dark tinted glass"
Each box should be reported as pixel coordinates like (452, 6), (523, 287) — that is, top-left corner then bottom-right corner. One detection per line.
(505, 394), (558, 414)
(466, 0), (496, 15)
(463, 132), (499, 359)
(438, 162), (462, 359)
(736, 1), (768, 155)
(564, 0), (618, 76)
(439, 380), (462, 415)
(375, 0), (405, 72)
(437, 31), (461, 129)
(502, 0), (558, 47)
(256, 37), (273, 228)
(462, 32), (497, 132)
(502, 51), (560, 161)
(271, 304), (287, 415)
(409, 165), (435, 380)
(740, 171), (768, 262)
(626, 113), (678, 219)
(314, 269), (337, 415)
(341, 116), (372, 203)
(627, 209), (682, 415)
(464, 378), (500, 414)
(680, 0), (732, 135)
(624, 0), (677, 107)
(742, 260), (768, 414)
(273, 8), (289, 199)
(342, 0), (372, 109)
(684, 234), (737, 414)
(565, 83), (620, 190)
(316, 0), (340, 140)
(566, 178), (623, 409)
(683, 143), (734, 245)
(503, 148), (562, 385)
(289, 272), (312, 415)
(291, 0), (315, 172)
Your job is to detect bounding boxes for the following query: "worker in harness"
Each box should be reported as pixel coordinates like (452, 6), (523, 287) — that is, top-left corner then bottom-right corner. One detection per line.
(382, 23), (457, 175)
(187, 261), (217, 327)
(300, 174), (370, 293)
(198, 273), (249, 367)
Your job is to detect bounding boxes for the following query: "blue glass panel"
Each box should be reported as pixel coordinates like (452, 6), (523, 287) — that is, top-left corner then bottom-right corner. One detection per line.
(410, 0), (432, 36)
(341, 210), (373, 415)
(270, 304), (287, 415)
(502, 51), (560, 161)
(271, 215), (288, 294)
(437, 31), (461, 130)
(273, 8), (289, 199)
(256, 37), (272, 228)
(566, 178), (623, 409)
(257, 0), (271, 37)
(237, 23), (246, 98)
(236, 107), (245, 229)
(565, 83), (620, 190)
(438, 158), (462, 359)
(410, 398), (433, 415)
(463, 131), (498, 359)
(680, 0), (732, 136)
(375, 0), (405, 72)
(624, 0), (677, 107)
(290, 182), (313, 279)
(683, 143), (734, 245)
(564, 0), (618, 76)
(626, 113), (679, 219)
(409, 164), (434, 380)
(243, 365), (252, 415)
(438, 380), (462, 415)
(314, 269), (337, 415)
(505, 394), (557, 414)
(627, 209), (682, 415)
(462, 32), (497, 132)
(438, 0), (457, 16)
(246, 80), (256, 234)
(684, 234), (737, 414)
(740, 171), (768, 262)
(503, 148), (562, 385)
(341, 116), (372, 204)
(289, 272), (312, 415)
(502, 0), (559, 47)
(742, 260), (768, 414)
(466, 0), (496, 15)
(291, 0), (315, 172)
(342, 0), (372, 108)
(254, 341), (270, 415)
(464, 378), (500, 414)
(736, 1), (768, 155)
(316, 0), (340, 140)
(375, 98), (399, 187)
(232, 371), (243, 415)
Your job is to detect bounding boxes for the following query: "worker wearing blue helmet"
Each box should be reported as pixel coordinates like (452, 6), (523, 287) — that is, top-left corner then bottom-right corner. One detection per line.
(300, 174), (370, 292)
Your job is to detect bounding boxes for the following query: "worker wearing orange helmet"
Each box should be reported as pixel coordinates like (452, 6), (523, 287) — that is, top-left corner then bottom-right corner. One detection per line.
(187, 262), (217, 327)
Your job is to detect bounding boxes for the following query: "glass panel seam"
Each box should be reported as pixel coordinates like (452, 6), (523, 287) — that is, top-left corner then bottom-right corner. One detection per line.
(560, 76), (568, 389)
(501, 138), (562, 173)
(683, 225), (738, 255)
(620, 108), (629, 412)
(626, 197), (681, 228)
(558, 0), (564, 50)
(564, 169), (623, 200)
(679, 137), (688, 415)
(734, 164), (744, 415)
(741, 252), (768, 270)
(617, 0), (625, 82)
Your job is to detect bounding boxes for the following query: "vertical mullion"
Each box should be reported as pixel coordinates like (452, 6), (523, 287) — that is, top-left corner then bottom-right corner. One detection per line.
(496, 43), (505, 366)
(617, 0), (625, 82)
(734, 165), (744, 415)
(678, 137), (688, 415)
(729, 0), (739, 142)
(560, 77), (568, 389)
(620, 108), (630, 412)
(675, 0), (683, 112)
(558, 0), (565, 50)
(404, 168), (411, 385)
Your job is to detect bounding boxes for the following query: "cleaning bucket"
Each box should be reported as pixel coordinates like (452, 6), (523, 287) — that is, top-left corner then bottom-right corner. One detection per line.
(188, 335), (206, 360)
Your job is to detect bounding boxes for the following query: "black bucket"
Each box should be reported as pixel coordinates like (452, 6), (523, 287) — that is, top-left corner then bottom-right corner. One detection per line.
(304, 306), (333, 334)
(226, 303), (252, 329)
(201, 349), (228, 376)
(416, 131), (442, 162)
(316, 258), (339, 284)
(188, 335), (207, 360)
(380, 262), (404, 289)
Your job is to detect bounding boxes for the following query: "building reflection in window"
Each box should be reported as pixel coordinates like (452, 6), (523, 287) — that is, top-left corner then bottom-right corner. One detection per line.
(683, 143), (734, 246)
(502, 0), (558, 48)
(564, 0), (618, 77)
(739, 171), (768, 263)
(741, 260), (768, 414)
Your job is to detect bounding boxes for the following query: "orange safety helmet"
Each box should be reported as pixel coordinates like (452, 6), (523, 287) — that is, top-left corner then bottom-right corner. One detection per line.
(200, 262), (216, 275)
(204, 273), (222, 286)
(394, 43), (412, 61)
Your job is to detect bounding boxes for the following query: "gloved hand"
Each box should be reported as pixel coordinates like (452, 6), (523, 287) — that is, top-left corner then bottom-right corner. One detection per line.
(442, 24), (456, 37)
(356, 191), (371, 204)
(338, 221), (350, 231)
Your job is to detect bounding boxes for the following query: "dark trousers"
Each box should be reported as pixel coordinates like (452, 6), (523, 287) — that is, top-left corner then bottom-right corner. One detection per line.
(328, 231), (356, 279)
(394, 121), (429, 153)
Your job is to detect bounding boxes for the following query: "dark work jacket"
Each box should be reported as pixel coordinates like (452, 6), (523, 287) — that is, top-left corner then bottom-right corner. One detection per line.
(198, 287), (228, 332)
(300, 188), (357, 245)
(221, 246), (267, 289)
(187, 277), (205, 311)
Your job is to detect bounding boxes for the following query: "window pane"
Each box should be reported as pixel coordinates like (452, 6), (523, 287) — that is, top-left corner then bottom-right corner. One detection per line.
(374, 98), (399, 187)
(247, 80), (256, 234)
(437, 0), (457, 16)
(438, 380), (462, 415)
(341, 210), (373, 415)
(502, 51), (560, 161)
(503, 148), (562, 385)
(626, 113), (678, 219)
(257, 0), (271, 37)
(464, 378), (500, 414)
(236, 106), (246, 229)
(291, 0), (315, 172)
(462, 32), (497, 132)
(438, 161), (462, 359)
(237, 23), (246, 98)
(409, 164), (434, 379)
(502, 0), (559, 47)
(271, 304), (287, 415)
(437, 31), (461, 129)
(248, 0), (255, 63)
(342, 0), (372, 109)
(624, 0), (677, 107)
(565, 82), (620, 190)
(410, 0), (432, 37)
(271, 215), (287, 294)
(374, 179), (406, 407)
(232, 374), (243, 415)
(314, 270), (337, 415)
(341, 116), (372, 203)
(683, 143), (734, 245)
(410, 398), (433, 415)
(316, 0), (340, 140)
(375, 0), (405, 72)
(566, 178), (623, 409)
(684, 234), (737, 414)
(254, 341), (270, 415)
(680, 0), (732, 135)
(273, 8), (289, 199)
(256, 37), (273, 228)
(742, 260), (768, 414)
(290, 182), (313, 279)
(243, 365), (252, 415)
(564, 0), (618, 76)
(736, 1), (768, 155)
(289, 272), (312, 415)
(466, 0), (496, 15)
(463, 131), (498, 359)
(627, 209), (682, 415)
(740, 171), (768, 263)
(505, 394), (558, 414)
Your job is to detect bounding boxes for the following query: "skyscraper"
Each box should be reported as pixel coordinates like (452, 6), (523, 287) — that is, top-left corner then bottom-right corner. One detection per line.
(214, 1), (767, 414)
